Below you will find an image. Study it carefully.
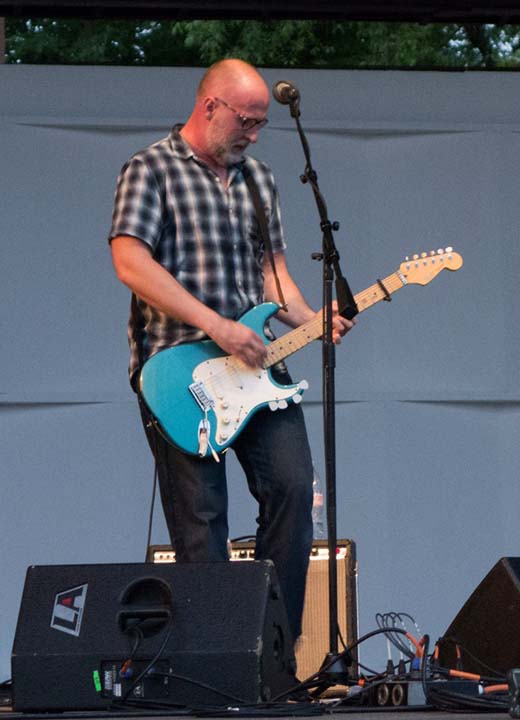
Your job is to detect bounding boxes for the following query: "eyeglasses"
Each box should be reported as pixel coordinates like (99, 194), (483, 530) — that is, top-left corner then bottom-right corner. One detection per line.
(215, 97), (268, 131)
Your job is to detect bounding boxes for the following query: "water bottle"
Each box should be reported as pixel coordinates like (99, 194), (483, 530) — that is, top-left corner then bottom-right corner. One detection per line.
(312, 465), (326, 539)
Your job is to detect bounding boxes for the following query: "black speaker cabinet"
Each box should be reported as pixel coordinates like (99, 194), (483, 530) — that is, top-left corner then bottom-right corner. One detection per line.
(438, 557), (520, 675)
(12, 561), (296, 711)
(149, 539), (358, 681)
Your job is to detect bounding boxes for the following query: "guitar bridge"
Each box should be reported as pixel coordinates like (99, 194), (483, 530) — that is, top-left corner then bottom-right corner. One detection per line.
(189, 381), (215, 412)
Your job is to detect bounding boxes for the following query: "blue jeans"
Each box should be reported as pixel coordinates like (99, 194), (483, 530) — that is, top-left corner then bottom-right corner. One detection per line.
(139, 370), (314, 642)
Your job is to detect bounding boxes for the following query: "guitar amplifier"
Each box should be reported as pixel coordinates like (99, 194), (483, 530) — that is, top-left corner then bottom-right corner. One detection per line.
(148, 539), (358, 682)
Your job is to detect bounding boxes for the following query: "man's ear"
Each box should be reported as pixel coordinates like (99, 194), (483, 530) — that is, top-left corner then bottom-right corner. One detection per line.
(203, 96), (218, 119)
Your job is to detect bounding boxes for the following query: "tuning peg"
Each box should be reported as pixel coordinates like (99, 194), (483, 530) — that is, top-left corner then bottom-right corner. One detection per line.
(405, 256), (410, 262)
(421, 252), (427, 258)
(445, 246), (453, 253)
(413, 254), (419, 260)
(437, 248), (444, 255)
(430, 250), (435, 256)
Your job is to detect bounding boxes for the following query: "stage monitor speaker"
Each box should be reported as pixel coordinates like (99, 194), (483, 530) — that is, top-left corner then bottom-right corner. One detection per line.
(438, 557), (520, 675)
(149, 539), (358, 682)
(12, 560), (296, 711)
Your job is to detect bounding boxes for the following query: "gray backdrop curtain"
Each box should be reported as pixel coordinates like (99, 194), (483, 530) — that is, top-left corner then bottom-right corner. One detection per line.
(1, 65), (519, 677)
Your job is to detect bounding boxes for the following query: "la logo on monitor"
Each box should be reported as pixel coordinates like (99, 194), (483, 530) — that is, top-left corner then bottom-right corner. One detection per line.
(50, 584), (88, 637)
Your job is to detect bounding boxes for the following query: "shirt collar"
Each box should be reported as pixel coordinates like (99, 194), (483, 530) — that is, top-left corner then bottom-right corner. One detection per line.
(168, 124), (193, 160)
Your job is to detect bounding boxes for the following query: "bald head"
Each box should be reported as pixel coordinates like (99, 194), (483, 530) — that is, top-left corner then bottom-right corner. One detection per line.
(197, 59), (269, 105)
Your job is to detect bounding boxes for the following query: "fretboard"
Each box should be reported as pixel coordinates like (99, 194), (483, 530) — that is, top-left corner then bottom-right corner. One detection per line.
(265, 271), (405, 368)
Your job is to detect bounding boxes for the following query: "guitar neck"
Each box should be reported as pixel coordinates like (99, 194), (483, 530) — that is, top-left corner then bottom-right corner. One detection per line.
(265, 270), (405, 368)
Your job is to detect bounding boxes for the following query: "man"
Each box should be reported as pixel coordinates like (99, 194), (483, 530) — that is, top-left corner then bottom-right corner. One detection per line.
(109, 59), (353, 644)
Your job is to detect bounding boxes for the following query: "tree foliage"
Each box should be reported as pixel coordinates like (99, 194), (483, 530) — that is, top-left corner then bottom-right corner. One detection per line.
(4, 18), (520, 68)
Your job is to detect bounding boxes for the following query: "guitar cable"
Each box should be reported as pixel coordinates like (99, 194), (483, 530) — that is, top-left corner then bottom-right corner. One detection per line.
(139, 394), (160, 562)
(144, 459), (159, 562)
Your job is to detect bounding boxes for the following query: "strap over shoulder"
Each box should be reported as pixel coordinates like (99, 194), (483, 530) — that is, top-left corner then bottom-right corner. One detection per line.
(241, 164), (288, 312)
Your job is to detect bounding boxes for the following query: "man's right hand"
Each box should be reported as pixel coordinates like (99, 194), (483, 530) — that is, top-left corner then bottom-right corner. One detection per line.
(208, 318), (267, 368)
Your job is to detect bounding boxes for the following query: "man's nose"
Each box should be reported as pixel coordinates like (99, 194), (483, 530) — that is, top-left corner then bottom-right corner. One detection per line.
(244, 126), (260, 144)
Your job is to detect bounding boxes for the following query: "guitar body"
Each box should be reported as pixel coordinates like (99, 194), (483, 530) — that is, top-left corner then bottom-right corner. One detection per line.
(139, 302), (307, 457)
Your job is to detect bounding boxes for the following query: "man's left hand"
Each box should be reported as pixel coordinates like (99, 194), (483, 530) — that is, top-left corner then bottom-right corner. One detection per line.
(322, 300), (356, 345)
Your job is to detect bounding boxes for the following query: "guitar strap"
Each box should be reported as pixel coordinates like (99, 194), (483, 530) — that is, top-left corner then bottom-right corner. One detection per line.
(242, 164), (288, 312)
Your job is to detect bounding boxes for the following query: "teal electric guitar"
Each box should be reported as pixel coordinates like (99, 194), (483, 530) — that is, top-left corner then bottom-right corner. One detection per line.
(140, 248), (463, 459)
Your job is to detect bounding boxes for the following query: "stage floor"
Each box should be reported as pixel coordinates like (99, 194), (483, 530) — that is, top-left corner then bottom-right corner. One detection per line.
(0, 709), (511, 720)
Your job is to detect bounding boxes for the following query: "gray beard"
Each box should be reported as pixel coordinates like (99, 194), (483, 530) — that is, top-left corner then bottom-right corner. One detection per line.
(214, 144), (244, 167)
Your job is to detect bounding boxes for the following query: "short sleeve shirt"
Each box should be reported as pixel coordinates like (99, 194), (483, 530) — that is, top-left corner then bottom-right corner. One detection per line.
(109, 125), (286, 387)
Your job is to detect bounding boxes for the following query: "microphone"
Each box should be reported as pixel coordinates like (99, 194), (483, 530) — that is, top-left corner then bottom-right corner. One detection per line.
(272, 80), (300, 105)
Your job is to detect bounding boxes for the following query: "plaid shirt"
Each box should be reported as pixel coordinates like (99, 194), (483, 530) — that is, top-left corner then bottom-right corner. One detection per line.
(109, 125), (286, 387)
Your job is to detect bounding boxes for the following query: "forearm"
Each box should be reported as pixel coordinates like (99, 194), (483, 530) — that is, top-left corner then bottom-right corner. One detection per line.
(264, 253), (316, 328)
(275, 284), (316, 329)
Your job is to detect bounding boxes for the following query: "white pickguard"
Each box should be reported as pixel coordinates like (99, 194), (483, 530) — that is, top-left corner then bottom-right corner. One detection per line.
(192, 355), (307, 448)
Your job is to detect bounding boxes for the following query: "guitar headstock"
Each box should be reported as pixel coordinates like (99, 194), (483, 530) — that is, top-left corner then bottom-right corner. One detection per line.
(399, 247), (463, 286)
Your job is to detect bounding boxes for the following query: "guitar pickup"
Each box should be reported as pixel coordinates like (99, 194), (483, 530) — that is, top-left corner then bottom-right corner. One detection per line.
(189, 381), (215, 412)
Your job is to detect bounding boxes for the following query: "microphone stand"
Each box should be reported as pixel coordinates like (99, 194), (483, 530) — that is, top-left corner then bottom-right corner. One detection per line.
(286, 94), (358, 689)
